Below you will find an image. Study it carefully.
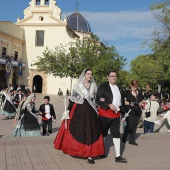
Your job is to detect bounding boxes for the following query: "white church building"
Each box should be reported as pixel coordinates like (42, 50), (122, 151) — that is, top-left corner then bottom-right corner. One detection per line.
(0, 0), (93, 94)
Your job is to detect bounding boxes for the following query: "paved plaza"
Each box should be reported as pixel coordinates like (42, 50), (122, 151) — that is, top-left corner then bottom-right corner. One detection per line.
(0, 94), (170, 170)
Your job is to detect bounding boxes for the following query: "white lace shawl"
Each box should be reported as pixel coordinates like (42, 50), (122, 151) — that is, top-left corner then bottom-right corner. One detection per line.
(69, 69), (98, 113)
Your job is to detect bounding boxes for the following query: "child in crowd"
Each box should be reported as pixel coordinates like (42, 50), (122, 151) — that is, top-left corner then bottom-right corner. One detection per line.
(39, 96), (56, 136)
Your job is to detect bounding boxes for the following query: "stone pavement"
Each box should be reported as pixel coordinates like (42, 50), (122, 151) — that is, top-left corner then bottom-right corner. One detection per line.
(0, 94), (170, 170)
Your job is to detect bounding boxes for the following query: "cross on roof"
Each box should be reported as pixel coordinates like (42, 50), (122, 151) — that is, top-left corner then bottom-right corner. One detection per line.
(74, 1), (80, 12)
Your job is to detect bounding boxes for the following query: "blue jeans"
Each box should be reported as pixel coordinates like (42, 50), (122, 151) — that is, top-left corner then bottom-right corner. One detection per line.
(143, 120), (154, 133)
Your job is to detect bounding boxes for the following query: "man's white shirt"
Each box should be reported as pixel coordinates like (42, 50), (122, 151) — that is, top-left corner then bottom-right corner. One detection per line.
(109, 84), (121, 113)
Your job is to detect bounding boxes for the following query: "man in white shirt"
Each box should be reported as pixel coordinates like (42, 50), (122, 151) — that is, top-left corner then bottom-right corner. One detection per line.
(95, 70), (127, 163)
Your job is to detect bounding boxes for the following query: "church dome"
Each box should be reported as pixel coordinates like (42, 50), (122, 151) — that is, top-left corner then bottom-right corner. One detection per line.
(67, 12), (91, 33)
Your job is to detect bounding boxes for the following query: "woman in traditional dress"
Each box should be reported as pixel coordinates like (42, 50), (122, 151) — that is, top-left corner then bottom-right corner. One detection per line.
(0, 89), (3, 115)
(12, 93), (41, 137)
(54, 68), (105, 164)
(1, 87), (16, 119)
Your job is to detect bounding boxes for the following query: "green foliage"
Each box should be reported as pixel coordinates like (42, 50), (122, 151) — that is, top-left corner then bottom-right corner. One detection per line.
(117, 70), (132, 88)
(34, 35), (126, 84)
(130, 54), (166, 90)
(148, 0), (170, 79)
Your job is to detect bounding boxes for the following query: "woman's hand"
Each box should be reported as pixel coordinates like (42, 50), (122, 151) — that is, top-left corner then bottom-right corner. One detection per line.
(108, 104), (117, 111)
(139, 100), (145, 107)
(100, 98), (105, 102)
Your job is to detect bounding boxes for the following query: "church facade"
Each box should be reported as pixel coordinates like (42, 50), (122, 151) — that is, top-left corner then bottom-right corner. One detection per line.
(0, 0), (93, 94)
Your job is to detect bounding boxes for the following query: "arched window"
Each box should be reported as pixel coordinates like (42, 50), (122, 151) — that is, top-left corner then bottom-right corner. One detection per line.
(36, 0), (40, 5)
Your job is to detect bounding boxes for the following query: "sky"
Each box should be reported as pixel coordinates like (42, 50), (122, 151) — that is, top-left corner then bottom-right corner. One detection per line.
(0, 0), (165, 70)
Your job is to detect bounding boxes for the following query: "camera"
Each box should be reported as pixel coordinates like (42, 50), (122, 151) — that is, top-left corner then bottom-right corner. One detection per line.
(133, 100), (139, 107)
(133, 99), (139, 113)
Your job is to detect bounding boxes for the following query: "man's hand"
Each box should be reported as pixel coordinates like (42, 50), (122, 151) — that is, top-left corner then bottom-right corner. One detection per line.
(53, 119), (56, 123)
(108, 104), (117, 112)
(39, 111), (42, 116)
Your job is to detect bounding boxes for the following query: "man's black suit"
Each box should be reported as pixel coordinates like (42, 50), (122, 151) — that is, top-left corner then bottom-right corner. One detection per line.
(95, 82), (125, 116)
(95, 82), (125, 138)
(13, 94), (24, 108)
(39, 103), (56, 135)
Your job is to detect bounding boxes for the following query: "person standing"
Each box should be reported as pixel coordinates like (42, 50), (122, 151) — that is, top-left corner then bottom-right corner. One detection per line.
(122, 80), (144, 145)
(13, 93), (41, 137)
(143, 94), (159, 133)
(95, 70), (127, 163)
(33, 85), (36, 93)
(1, 88), (16, 119)
(54, 68), (105, 164)
(13, 89), (24, 108)
(39, 96), (56, 136)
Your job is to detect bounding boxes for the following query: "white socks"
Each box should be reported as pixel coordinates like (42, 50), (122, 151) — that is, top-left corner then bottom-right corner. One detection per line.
(113, 138), (120, 157)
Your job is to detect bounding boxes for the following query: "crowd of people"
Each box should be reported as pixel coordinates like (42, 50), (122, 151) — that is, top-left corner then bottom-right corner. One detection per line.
(1, 53), (22, 62)
(54, 68), (170, 164)
(0, 68), (170, 165)
(0, 85), (56, 137)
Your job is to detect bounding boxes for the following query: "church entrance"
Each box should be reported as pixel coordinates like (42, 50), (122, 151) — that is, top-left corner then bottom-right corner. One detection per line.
(33, 75), (43, 93)
(0, 69), (6, 90)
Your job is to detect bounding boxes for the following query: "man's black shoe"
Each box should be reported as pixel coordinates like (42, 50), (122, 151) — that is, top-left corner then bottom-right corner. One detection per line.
(129, 141), (138, 146)
(138, 125), (143, 128)
(41, 134), (46, 136)
(115, 156), (127, 163)
(46, 132), (50, 136)
(87, 158), (95, 164)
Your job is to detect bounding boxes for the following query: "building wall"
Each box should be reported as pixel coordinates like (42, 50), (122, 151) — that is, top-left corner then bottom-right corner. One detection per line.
(0, 0), (91, 94)
(0, 22), (25, 86)
(15, 0), (80, 94)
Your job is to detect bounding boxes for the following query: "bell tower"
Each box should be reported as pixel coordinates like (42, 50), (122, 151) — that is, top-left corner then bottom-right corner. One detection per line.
(35, 0), (50, 6)
(16, 0), (63, 24)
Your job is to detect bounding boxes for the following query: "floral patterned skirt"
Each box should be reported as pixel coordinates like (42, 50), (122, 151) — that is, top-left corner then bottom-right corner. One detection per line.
(54, 99), (105, 157)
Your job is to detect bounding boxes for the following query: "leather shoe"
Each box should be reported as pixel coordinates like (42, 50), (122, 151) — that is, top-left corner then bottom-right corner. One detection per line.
(129, 141), (138, 146)
(138, 125), (143, 128)
(87, 158), (95, 164)
(115, 156), (127, 163)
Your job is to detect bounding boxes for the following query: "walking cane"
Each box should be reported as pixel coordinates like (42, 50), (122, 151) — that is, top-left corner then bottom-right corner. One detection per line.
(64, 97), (67, 129)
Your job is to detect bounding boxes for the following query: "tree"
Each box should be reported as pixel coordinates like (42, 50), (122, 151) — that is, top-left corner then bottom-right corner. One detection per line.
(148, 1), (170, 80)
(117, 70), (132, 89)
(34, 35), (126, 84)
(130, 54), (160, 90)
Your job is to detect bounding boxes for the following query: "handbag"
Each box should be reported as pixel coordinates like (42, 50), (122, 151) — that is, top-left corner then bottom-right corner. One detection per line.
(145, 101), (151, 118)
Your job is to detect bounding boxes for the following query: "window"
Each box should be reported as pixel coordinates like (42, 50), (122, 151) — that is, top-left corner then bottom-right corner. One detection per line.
(36, 0), (40, 5)
(14, 51), (18, 61)
(45, 0), (49, 5)
(2, 47), (6, 57)
(35, 30), (44, 46)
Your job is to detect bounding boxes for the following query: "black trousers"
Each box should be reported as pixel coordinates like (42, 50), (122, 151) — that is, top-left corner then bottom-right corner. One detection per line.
(122, 116), (140, 142)
(99, 116), (121, 138)
(42, 119), (52, 135)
